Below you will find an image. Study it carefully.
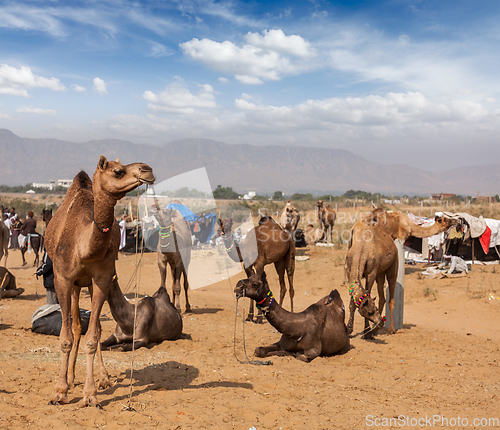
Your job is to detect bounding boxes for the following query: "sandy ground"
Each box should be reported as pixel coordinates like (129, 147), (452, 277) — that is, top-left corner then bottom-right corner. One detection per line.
(1, 244), (500, 430)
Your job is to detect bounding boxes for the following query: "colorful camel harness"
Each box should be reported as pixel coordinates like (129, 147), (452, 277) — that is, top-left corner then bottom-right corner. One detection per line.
(256, 291), (275, 314)
(93, 211), (114, 233)
(159, 225), (172, 239)
(349, 281), (387, 321)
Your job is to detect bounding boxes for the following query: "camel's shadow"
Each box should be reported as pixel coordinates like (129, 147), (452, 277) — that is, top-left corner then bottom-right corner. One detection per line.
(15, 293), (42, 302)
(95, 361), (253, 407)
(188, 307), (223, 315)
(405, 266), (425, 275)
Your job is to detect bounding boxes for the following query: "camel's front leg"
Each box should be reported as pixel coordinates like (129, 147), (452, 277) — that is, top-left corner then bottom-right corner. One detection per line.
(96, 325), (112, 389)
(274, 259), (288, 309)
(50, 284), (73, 405)
(347, 299), (356, 335)
(172, 263), (183, 311)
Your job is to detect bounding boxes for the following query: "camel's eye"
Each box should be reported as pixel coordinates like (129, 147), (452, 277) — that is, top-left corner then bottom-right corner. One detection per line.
(113, 168), (125, 177)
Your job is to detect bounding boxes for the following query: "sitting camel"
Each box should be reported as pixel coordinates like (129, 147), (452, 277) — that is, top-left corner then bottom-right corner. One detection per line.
(154, 204), (192, 313)
(44, 155), (155, 408)
(304, 224), (325, 245)
(101, 278), (183, 351)
(0, 267), (24, 298)
(221, 216), (295, 323)
(317, 200), (336, 243)
(235, 271), (349, 362)
(346, 220), (396, 338)
(278, 200), (300, 232)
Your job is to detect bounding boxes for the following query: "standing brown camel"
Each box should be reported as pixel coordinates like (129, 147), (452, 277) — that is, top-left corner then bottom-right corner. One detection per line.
(221, 216), (295, 323)
(317, 200), (336, 243)
(346, 220), (396, 338)
(44, 155), (155, 408)
(154, 206), (192, 313)
(101, 278), (182, 351)
(0, 222), (9, 267)
(367, 208), (454, 242)
(278, 200), (300, 232)
(235, 271), (349, 362)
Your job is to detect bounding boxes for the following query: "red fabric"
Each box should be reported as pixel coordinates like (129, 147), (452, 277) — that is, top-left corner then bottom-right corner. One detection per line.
(479, 226), (491, 254)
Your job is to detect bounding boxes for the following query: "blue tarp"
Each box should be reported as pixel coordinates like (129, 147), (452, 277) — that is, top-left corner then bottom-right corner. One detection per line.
(166, 203), (217, 244)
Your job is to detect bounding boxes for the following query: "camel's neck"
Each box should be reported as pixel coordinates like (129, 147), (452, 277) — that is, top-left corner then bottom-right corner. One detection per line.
(93, 185), (118, 233)
(222, 233), (243, 263)
(106, 278), (134, 326)
(409, 221), (445, 238)
(255, 289), (302, 338)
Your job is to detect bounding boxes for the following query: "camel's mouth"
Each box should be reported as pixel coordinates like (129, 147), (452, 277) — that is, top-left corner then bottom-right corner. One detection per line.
(234, 280), (247, 300)
(138, 174), (156, 185)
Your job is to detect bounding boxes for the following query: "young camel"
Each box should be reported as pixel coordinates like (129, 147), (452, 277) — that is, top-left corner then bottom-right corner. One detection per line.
(234, 271), (349, 362)
(278, 200), (300, 232)
(317, 200), (336, 242)
(44, 156), (155, 408)
(154, 206), (192, 312)
(221, 216), (295, 323)
(101, 278), (182, 351)
(346, 220), (396, 338)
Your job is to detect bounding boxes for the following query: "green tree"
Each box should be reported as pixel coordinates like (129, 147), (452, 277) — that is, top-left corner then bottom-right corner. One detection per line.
(272, 191), (283, 201)
(213, 185), (241, 200)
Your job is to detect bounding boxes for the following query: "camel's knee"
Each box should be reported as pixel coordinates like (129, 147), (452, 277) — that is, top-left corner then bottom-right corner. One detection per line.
(85, 338), (99, 355)
(61, 340), (73, 353)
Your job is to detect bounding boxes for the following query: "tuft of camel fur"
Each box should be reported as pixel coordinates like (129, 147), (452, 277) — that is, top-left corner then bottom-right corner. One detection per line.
(101, 278), (183, 351)
(235, 272), (349, 362)
(44, 155), (155, 408)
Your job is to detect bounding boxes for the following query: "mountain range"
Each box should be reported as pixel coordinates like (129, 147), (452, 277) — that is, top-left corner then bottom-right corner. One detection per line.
(0, 128), (497, 196)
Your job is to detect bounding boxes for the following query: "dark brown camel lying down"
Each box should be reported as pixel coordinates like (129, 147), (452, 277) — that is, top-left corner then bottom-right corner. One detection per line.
(234, 271), (350, 362)
(0, 267), (24, 298)
(101, 278), (183, 351)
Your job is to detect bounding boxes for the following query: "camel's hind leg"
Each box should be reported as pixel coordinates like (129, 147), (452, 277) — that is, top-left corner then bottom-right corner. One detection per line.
(385, 261), (398, 335)
(67, 285), (82, 390)
(50, 280), (73, 405)
(182, 268), (191, 313)
(361, 272), (377, 340)
(285, 247), (295, 312)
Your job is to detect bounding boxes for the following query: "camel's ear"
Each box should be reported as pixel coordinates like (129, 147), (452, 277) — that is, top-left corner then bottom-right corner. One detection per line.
(115, 158), (120, 163)
(98, 155), (108, 171)
(261, 271), (268, 284)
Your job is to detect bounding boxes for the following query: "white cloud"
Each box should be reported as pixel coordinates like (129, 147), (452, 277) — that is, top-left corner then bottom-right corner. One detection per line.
(0, 64), (66, 97)
(71, 84), (87, 93)
(218, 77), (229, 83)
(16, 106), (56, 115)
(142, 82), (217, 114)
(486, 97), (496, 103)
(92, 77), (108, 95)
(180, 30), (317, 84)
(244, 29), (315, 58)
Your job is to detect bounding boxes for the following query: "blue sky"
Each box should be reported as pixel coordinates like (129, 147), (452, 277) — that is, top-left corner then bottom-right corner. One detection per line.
(0, 0), (499, 170)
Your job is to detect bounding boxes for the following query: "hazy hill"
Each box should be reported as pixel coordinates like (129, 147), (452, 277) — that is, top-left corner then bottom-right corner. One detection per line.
(0, 129), (497, 195)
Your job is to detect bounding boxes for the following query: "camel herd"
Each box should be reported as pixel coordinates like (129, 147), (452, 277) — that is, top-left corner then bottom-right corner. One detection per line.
(0, 155), (457, 408)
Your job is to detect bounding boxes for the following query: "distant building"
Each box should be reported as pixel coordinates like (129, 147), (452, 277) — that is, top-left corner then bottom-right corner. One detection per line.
(243, 191), (256, 200)
(32, 179), (73, 190)
(430, 193), (456, 200)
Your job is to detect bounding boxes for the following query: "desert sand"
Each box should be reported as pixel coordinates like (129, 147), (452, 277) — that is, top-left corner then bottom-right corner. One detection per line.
(1, 242), (499, 430)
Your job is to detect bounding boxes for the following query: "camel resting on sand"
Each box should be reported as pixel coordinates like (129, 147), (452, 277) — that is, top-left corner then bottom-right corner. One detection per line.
(235, 271), (349, 362)
(346, 220), (396, 338)
(0, 267), (24, 298)
(305, 224), (325, 245)
(101, 278), (183, 351)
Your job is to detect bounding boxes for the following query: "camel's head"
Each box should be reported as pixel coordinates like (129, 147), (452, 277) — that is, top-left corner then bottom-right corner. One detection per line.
(317, 200), (323, 209)
(234, 271), (269, 301)
(435, 216), (455, 231)
(94, 155), (155, 199)
(350, 282), (384, 326)
(154, 207), (174, 227)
